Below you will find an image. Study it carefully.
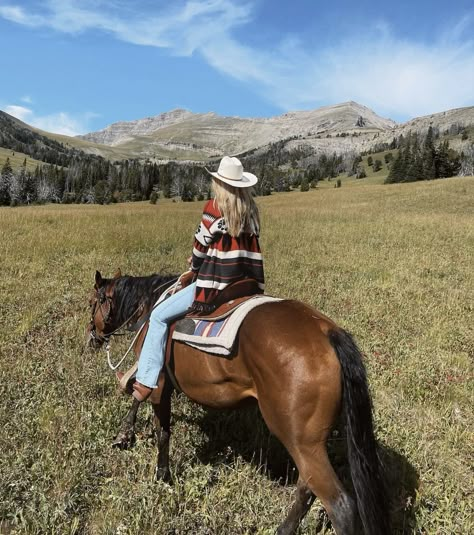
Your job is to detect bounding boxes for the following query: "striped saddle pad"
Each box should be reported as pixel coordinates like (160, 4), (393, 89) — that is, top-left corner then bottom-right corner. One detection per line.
(172, 295), (281, 355)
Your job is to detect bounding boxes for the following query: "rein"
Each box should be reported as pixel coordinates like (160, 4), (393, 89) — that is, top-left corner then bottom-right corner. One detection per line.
(90, 275), (184, 371)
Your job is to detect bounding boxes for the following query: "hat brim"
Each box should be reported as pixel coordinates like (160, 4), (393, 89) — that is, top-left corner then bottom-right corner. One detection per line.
(205, 168), (258, 188)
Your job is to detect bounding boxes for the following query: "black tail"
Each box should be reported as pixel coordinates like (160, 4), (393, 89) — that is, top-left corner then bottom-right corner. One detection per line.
(329, 329), (391, 535)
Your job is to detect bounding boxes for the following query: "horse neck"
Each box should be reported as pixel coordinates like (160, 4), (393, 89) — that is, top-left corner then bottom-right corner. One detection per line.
(113, 274), (177, 325)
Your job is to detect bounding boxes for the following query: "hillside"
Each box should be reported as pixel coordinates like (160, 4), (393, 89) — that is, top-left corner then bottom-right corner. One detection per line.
(0, 147), (45, 172)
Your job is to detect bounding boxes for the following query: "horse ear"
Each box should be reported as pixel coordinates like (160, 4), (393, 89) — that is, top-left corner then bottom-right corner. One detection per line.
(95, 271), (103, 287)
(113, 268), (122, 279)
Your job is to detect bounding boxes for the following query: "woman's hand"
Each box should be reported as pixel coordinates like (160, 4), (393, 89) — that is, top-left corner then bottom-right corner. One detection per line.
(187, 256), (192, 266)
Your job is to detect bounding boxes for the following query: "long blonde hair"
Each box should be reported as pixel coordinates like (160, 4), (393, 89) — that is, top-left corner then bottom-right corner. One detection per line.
(212, 178), (260, 237)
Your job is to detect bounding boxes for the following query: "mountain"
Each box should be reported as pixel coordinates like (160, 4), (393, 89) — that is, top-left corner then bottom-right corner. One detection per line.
(2, 102), (473, 168)
(77, 101), (397, 160)
(79, 108), (195, 146)
(1, 102), (472, 206)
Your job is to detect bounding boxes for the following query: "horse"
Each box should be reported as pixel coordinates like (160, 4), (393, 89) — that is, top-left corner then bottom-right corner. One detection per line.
(86, 270), (390, 535)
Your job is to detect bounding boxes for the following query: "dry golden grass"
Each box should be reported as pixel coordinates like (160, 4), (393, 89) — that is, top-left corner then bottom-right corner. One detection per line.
(0, 177), (473, 534)
(0, 147), (43, 172)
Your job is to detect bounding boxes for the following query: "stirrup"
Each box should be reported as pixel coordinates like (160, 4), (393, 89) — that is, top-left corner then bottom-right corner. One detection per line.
(117, 362), (138, 394)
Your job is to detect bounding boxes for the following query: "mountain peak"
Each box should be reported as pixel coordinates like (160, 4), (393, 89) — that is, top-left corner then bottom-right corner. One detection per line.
(78, 101), (398, 153)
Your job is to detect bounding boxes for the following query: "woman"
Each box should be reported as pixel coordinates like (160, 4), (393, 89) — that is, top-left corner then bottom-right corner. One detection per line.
(131, 156), (264, 402)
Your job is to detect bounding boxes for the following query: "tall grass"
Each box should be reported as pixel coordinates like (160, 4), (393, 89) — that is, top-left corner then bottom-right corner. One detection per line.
(0, 177), (473, 534)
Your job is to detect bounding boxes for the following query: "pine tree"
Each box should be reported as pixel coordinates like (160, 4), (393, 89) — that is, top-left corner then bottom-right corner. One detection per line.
(422, 126), (436, 179)
(405, 135), (420, 182)
(386, 151), (403, 183)
(181, 179), (195, 202)
(435, 140), (460, 178)
(398, 139), (411, 182)
(0, 158), (13, 205)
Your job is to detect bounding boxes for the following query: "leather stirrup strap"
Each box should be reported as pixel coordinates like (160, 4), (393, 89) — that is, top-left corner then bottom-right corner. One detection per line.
(119, 362), (138, 391)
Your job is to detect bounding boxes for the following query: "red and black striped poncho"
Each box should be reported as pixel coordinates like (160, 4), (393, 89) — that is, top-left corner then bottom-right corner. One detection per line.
(190, 199), (264, 311)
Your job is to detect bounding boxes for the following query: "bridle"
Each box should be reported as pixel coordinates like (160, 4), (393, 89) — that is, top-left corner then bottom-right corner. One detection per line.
(88, 286), (116, 345)
(88, 275), (182, 370)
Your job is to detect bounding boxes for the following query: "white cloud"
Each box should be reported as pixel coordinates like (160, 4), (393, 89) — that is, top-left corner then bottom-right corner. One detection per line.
(20, 95), (33, 104)
(29, 112), (89, 136)
(5, 104), (33, 121)
(4, 103), (95, 135)
(1, 1), (473, 119)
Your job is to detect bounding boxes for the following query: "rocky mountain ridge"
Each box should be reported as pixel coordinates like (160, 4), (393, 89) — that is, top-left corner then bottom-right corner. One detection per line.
(80, 108), (195, 146)
(77, 101), (398, 160)
(2, 101), (473, 166)
(76, 101), (474, 162)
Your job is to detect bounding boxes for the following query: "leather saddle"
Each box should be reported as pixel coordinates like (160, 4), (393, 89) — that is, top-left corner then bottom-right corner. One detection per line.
(119, 277), (262, 395)
(164, 278), (262, 390)
(186, 278), (263, 320)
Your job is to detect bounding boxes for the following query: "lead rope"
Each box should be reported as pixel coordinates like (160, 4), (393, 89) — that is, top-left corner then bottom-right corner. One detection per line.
(106, 272), (188, 371)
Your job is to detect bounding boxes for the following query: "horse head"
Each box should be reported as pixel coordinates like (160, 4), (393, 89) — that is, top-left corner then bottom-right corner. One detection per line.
(86, 268), (122, 349)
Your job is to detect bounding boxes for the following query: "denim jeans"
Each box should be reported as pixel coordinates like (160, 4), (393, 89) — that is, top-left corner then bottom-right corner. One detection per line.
(136, 282), (196, 388)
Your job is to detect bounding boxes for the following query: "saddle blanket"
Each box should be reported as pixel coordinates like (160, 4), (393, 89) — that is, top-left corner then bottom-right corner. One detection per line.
(172, 295), (282, 355)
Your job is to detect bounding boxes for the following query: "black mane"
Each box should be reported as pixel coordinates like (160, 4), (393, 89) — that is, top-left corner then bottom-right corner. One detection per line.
(112, 273), (179, 326)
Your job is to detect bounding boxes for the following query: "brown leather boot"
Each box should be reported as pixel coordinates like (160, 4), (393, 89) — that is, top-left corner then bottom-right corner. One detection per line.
(132, 381), (153, 402)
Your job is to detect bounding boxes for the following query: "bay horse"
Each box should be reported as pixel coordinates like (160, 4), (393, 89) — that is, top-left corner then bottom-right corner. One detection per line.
(86, 270), (390, 535)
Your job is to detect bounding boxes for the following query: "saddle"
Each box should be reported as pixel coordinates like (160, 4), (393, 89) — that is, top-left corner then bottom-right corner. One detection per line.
(164, 278), (265, 391)
(118, 278), (262, 394)
(187, 278), (263, 319)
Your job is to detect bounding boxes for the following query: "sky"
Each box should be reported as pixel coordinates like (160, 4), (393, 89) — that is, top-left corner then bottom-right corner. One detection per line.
(0, 0), (473, 136)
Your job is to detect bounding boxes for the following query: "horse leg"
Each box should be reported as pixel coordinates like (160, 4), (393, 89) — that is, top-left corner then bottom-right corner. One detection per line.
(111, 398), (140, 449)
(276, 478), (315, 535)
(152, 385), (172, 482)
(274, 440), (357, 535)
(257, 374), (358, 534)
(294, 443), (359, 535)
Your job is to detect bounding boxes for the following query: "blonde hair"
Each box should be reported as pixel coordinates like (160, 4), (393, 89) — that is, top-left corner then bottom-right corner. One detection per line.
(212, 178), (260, 237)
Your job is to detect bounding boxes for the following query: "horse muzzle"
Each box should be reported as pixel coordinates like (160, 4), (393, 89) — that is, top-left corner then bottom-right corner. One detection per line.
(85, 323), (106, 350)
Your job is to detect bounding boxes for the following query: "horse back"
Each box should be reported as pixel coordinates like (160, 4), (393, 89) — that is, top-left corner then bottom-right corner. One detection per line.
(171, 299), (341, 409)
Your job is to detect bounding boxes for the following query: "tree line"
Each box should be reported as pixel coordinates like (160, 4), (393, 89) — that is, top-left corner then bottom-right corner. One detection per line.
(1, 109), (472, 206)
(385, 127), (461, 183)
(0, 149), (349, 205)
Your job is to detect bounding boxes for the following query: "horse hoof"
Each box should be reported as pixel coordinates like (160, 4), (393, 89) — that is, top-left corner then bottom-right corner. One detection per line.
(155, 466), (171, 483)
(111, 430), (136, 450)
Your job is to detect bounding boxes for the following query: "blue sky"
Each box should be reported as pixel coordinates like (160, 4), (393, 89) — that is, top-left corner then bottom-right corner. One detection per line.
(0, 0), (473, 135)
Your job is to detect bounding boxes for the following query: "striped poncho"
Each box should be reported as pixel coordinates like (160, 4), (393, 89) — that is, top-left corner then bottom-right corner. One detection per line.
(190, 199), (264, 311)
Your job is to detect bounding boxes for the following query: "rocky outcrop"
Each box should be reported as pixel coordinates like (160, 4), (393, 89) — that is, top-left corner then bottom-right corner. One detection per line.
(79, 108), (194, 146)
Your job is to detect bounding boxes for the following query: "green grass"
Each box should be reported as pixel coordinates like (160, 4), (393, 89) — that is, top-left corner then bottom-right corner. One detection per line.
(0, 177), (473, 533)
(0, 147), (45, 172)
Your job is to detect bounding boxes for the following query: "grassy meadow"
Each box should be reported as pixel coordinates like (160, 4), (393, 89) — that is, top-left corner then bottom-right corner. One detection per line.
(0, 177), (473, 534)
(0, 147), (43, 172)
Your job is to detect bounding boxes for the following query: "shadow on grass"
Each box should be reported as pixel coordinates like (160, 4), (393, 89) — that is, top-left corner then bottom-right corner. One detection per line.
(189, 405), (419, 533)
(193, 404), (299, 485)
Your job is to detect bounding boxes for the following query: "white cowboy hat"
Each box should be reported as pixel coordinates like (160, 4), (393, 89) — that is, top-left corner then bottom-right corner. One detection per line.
(205, 156), (258, 188)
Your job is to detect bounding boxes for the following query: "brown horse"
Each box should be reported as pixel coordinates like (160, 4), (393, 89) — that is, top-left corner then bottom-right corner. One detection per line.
(86, 270), (390, 535)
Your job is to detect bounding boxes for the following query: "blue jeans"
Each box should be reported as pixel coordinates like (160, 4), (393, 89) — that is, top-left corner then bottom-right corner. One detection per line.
(136, 282), (196, 388)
